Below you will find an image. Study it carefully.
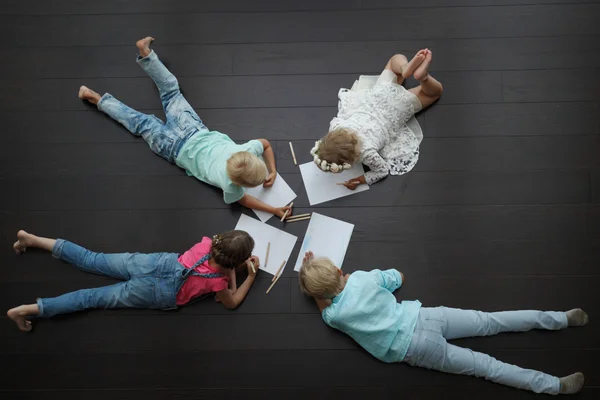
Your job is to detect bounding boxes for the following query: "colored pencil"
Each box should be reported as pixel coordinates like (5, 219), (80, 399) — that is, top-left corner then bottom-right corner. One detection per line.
(289, 142), (297, 165)
(266, 261), (286, 294)
(272, 260), (285, 282)
(286, 216), (311, 223)
(280, 201), (294, 221)
(286, 213), (311, 220)
(265, 242), (271, 269)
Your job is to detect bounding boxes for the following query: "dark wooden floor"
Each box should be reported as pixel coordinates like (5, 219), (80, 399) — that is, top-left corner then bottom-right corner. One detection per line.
(1, 0), (599, 398)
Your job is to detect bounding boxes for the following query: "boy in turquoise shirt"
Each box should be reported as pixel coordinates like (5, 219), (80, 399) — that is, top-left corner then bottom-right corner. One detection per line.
(298, 251), (587, 395)
(78, 36), (291, 218)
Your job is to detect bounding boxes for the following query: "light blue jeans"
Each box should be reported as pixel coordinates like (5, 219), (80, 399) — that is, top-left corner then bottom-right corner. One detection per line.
(37, 240), (186, 317)
(403, 307), (568, 395)
(97, 50), (207, 162)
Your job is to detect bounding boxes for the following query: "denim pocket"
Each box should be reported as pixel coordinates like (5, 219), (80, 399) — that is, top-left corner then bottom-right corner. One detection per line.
(154, 276), (179, 310)
(408, 330), (446, 370)
(127, 278), (158, 308)
(176, 110), (202, 136)
(148, 133), (175, 162)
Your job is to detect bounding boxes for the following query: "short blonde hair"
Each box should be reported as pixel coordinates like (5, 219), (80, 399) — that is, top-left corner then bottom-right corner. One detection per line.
(298, 257), (344, 299)
(318, 128), (361, 165)
(227, 152), (268, 187)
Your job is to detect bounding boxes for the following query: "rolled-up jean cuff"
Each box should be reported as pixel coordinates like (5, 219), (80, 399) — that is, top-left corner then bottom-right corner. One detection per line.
(51, 238), (66, 259)
(136, 49), (158, 64)
(97, 93), (115, 112)
(36, 298), (46, 317)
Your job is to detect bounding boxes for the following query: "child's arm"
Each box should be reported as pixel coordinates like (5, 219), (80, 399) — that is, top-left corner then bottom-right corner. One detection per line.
(238, 193), (292, 219)
(228, 268), (238, 294)
(258, 139), (277, 188)
(371, 269), (403, 293)
(215, 256), (259, 309)
(344, 149), (389, 189)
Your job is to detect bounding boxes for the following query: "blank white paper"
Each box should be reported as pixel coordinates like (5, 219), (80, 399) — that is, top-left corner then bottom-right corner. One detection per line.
(234, 214), (297, 276)
(293, 213), (354, 271)
(299, 162), (369, 206)
(244, 173), (296, 222)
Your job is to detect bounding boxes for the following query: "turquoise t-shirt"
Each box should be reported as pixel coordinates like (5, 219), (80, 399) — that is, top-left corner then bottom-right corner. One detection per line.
(322, 269), (421, 362)
(175, 131), (264, 204)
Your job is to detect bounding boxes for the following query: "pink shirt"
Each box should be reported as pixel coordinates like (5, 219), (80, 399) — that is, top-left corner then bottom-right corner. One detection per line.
(176, 237), (229, 305)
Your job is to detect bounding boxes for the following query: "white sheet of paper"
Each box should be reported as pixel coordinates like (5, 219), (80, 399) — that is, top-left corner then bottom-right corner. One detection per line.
(294, 213), (354, 271)
(244, 173), (296, 222)
(299, 162), (369, 206)
(234, 214), (297, 276)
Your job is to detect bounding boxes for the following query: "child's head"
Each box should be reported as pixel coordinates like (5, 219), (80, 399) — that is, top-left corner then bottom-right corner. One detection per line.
(211, 230), (254, 269)
(311, 128), (361, 173)
(298, 257), (345, 299)
(227, 152), (268, 187)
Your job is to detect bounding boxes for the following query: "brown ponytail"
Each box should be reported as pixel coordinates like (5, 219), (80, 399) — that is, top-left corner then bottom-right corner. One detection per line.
(210, 230), (254, 269)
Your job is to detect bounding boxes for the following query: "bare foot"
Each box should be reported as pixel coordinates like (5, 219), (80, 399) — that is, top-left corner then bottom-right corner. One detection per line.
(414, 49), (432, 81)
(13, 230), (33, 255)
(401, 51), (426, 78)
(78, 85), (101, 105)
(136, 36), (155, 58)
(7, 306), (33, 332)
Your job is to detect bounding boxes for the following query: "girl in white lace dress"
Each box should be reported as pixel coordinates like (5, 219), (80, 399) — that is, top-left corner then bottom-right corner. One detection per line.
(310, 50), (443, 189)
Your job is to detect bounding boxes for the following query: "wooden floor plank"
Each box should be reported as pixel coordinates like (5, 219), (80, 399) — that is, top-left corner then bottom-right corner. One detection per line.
(1, 350), (596, 390)
(0, 71), (500, 111)
(233, 37), (600, 75)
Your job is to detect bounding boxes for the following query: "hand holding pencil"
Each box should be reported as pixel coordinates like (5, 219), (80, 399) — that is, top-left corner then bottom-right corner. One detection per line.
(279, 201), (294, 221)
(339, 176), (363, 191)
(247, 256), (260, 276)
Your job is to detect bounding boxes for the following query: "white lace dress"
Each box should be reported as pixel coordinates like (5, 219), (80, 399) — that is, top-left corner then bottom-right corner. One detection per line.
(329, 70), (423, 185)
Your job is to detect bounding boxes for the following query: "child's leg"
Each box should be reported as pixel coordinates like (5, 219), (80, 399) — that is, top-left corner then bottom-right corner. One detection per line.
(8, 278), (157, 331)
(6, 304), (38, 331)
(13, 230), (55, 254)
(422, 307), (570, 341)
(405, 325), (576, 394)
(79, 86), (177, 162)
(385, 53), (425, 85)
(135, 37), (205, 129)
(408, 49), (443, 110)
(51, 238), (168, 280)
(443, 342), (563, 394)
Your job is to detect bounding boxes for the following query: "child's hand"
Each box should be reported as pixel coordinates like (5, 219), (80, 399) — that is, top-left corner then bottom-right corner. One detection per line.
(263, 172), (277, 188)
(302, 251), (315, 265)
(246, 256), (260, 276)
(343, 177), (362, 191)
(274, 205), (292, 219)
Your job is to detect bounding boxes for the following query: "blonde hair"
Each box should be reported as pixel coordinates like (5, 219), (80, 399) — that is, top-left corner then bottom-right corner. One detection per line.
(298, 257), (344, 299)
(227, 152), (268, 187)
(318, 128), (361, 165)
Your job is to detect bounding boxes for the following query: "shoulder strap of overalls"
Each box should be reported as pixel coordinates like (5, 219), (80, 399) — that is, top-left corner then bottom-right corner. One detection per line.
(183, 253), (224, 279)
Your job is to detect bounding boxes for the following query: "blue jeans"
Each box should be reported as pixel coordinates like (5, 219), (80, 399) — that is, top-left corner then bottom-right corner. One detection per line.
(403, 307), (568, 395)
(97, 50), (208, 163)
(37, 240), (186, 317)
